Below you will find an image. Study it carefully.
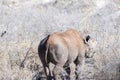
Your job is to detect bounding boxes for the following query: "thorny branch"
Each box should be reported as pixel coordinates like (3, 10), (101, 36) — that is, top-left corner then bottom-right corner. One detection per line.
(20, 40), (34, 69)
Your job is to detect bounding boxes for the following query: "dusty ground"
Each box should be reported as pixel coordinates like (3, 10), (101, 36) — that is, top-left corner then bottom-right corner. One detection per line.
(0, 0), (120, 80)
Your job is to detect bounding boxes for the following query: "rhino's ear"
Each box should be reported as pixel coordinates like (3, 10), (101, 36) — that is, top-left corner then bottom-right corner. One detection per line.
(86, 35), (90, 42)
(84, 35), (90, 44)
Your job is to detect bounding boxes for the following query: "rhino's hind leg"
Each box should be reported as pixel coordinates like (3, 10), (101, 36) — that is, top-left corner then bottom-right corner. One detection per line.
(64, 62), (76, 80)
(52, 64), (64, 80)
(42, 65), (51, 80)
(63, 64), (70, 80)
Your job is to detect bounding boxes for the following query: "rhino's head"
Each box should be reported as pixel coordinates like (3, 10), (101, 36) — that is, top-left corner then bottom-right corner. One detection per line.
(84, 35), (97, 58)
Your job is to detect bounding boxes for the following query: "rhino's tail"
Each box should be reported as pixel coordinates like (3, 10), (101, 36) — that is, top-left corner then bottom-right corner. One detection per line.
(44, 35), (50, 65)
(45, 43), (49, 64)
